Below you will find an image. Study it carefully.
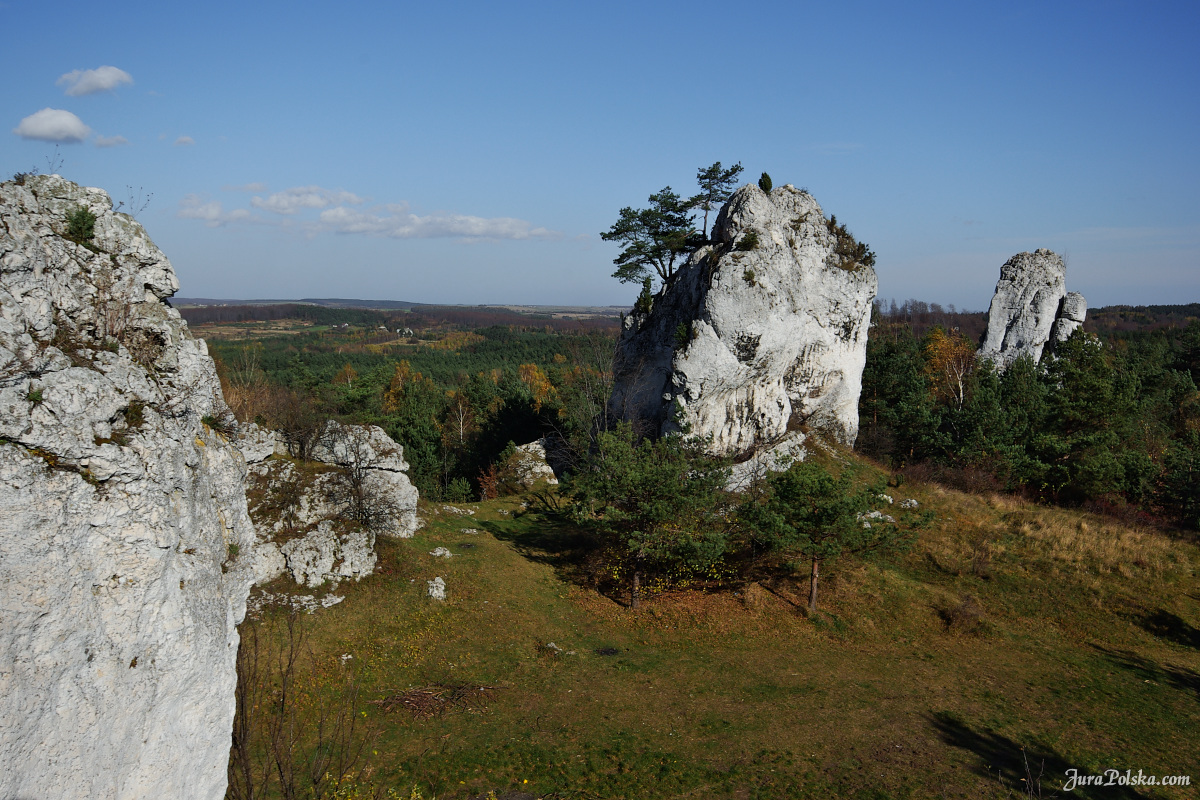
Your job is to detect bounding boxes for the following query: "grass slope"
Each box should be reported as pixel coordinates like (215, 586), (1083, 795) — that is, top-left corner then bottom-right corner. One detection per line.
(243, 472), (1200, 799)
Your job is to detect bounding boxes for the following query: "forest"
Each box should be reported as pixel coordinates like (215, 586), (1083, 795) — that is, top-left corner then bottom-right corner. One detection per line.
(204, 300), (1199, 534)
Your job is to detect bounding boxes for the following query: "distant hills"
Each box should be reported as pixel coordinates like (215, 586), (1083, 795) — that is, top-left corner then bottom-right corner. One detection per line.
(172, 297), (627, 315)
(172, 297), (421, 310)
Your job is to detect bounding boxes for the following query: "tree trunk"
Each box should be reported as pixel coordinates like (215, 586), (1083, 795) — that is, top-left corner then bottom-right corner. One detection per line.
(808, 556), (820, 614)
(631, 567), (641, 609)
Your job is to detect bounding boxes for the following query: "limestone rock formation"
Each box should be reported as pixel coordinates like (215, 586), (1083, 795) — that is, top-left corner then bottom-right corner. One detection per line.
(278, 520), (377, 588)
(512, 439), (559, 488)
(244, 421), (420, 591)
(0, 176), (255, 799)
(235, 421), (279, 464)
(609, 183), (877, 463)
(978, 249), (1087, 370)
(310, 420), (421, 538)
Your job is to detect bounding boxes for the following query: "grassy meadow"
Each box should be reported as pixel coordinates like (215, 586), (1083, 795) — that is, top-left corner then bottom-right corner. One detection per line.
(239, 464), (1200, 800)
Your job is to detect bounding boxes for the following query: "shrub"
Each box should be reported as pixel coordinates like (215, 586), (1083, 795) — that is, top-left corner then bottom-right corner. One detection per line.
(566, 423), (731, 608)
(65, 206), (97, 245)
(735, 230), (760, 251)
(758, 172), (772, 193)
(26, 388), (44, 405)
(825, 214), (876, 270)
(742, 268), (756, 285)
(633, 276), (654, 315)
(202, 413), (237, 438)
(674, 322), (691, 349)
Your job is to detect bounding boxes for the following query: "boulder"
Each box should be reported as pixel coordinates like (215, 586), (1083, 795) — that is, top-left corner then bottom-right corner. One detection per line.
(609, 183), (877, 462)
(0, 175), (255, 800)
(311, 419), (409, 473)
(978, 249), (1087, 370)
(309, 420), (420, 537)
(278, 521), (377, 588)
(512, 439), (559, 488)
(235, 422), (278, 464)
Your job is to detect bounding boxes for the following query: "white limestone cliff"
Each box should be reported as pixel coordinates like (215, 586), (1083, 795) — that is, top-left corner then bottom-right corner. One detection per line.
(609, 184), (877, 463)
(978, 249), (1087, 370)
(0, 176), (255, 799)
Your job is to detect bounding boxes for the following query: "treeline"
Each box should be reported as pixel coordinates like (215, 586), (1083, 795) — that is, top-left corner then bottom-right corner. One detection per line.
(183, 302), (620, 335)
(1086, 303), (1200, 334)
(407, 305), (619, 334)
(215, 326), (617, 502)
(872, 298), (987, 342)
(181, 304), (391, 327)
(858, 312), (1200, 529)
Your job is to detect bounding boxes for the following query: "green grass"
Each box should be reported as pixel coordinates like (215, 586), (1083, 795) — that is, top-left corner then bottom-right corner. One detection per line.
(243, 477), (1200, 799)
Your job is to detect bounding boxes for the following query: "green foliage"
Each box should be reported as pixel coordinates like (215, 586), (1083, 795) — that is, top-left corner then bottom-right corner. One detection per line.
(567, 423), (731, 605)
(674, 322), (691, 349)
(65, 205), (97, 245)
(734, 230), (759, 251)
(443, 477), (474, 503)
(824, 214), (876, 269)
(689, 161), (743, 238)
(742, 268), (756, 285)
(758, 172), (772, 193)
(633, 276), (654, 315)
(739, 460), (921, 611)
(201, 413), (236, 437)
(26, 387), (43, 405)
(859, 316), (1200, 527)
(601, 187), (696, 286)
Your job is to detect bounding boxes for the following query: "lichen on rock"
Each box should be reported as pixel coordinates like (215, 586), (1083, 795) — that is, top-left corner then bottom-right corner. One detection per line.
(0, 175), (255, 800)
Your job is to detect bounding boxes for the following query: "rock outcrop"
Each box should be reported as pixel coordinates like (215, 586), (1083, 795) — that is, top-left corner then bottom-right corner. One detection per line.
(0, 176), (255, 799)
(609, 184), (877, 464)
(512, 439), (558, 488)
(278, 521), (377, 588)
(978, 249), (1087, 370)
(243, 420), (420, 589)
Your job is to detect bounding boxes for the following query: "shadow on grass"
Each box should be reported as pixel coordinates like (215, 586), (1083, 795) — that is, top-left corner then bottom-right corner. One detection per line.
(1093, 644), (1200, 703)
(1135, 609), (1200, 651)
(927, 711), (1153, 799)
(480, 511), (597, 583)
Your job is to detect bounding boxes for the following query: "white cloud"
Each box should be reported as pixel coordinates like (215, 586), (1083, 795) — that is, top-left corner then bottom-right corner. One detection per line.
(317, 205), (559, 240)
(174, 135), (195, 146)
(94, 134), (129, 148)
(177, 195), (260, 227)
(251, 186), (367, 215)
(223, 182), (268, 192)
(57, 66), (133, 96)
(180, 183), (560, 241)
(13, 108), (91, 143)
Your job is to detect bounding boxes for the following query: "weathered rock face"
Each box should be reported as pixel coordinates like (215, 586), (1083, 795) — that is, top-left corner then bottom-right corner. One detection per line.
(279, 521), (377, 588)
(512, 439), (559, 488)
(609, 184), (877, 460)
(243, 421), (420, 589)
(0, 176), (255, 800)
(978, 249), (1087, 370)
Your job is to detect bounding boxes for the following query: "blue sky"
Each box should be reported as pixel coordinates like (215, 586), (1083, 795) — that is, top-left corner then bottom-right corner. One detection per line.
(3, 0), (1197, 309)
